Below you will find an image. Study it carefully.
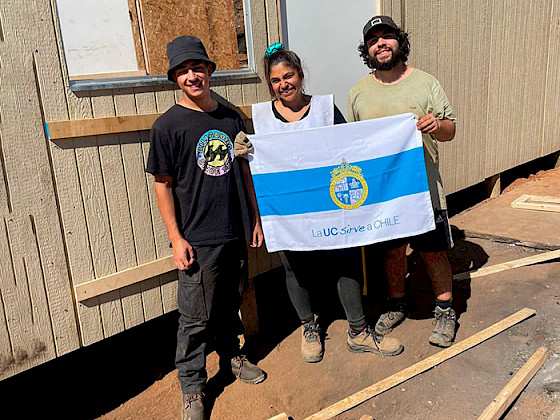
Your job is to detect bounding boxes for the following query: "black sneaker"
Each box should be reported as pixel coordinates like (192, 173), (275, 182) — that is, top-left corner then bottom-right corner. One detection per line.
(182, 393), (206, 420)
(231, 355), (267, 384)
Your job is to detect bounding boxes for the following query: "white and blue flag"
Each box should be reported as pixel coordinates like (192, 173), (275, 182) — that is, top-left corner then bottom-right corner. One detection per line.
(248, 113), (435, 252)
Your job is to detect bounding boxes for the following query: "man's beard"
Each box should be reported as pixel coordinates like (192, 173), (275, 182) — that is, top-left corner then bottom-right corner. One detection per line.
(369, 47), (403, 70)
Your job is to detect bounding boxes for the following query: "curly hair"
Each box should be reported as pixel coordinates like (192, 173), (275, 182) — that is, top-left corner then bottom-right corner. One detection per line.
(358, 29), (410, 70)
(263, 50), (305, 97)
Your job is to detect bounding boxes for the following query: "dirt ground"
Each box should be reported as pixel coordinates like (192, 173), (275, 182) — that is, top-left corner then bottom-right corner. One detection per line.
(99, 171), (560, 420)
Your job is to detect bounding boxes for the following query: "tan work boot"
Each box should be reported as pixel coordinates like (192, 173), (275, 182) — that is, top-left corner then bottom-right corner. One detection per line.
(347, 327), (404, 356)
(375, 310), (406, 335)
(428, 306), (456, 347)
(182, 393), (206, 420)
(301, 321), (323, 363)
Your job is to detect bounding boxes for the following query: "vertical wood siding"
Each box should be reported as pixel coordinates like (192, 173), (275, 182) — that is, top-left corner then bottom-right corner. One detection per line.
(381, 0), (560, 194)
(0, 0), (281, 381)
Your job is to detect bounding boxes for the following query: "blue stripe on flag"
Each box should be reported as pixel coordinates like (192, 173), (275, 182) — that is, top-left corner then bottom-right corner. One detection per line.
(253, 147), (429, 217)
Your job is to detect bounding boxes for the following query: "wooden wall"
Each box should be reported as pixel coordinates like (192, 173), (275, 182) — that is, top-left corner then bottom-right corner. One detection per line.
(0, 0), (280, 381)
(381, 0), (560, 194)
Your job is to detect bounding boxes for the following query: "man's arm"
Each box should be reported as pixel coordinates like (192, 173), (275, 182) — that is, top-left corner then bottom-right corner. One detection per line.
(154, 174), (195, 270)
(240, 159), (263, 248)
(417, 115), (456, 142)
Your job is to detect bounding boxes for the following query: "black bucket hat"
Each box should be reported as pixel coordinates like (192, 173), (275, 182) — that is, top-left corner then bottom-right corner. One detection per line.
(166, 36), (216, 81)
(362, 15), (399, 42)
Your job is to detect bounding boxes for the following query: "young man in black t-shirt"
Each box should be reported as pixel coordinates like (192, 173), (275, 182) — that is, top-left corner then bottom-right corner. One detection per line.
(146, 36), (265, 420)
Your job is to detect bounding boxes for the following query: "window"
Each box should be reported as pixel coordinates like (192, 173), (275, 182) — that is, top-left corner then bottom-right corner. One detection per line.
(55, 0), (255, 90)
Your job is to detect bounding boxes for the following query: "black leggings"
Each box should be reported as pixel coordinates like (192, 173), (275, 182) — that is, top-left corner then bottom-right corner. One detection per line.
(279, 249), (367, 330)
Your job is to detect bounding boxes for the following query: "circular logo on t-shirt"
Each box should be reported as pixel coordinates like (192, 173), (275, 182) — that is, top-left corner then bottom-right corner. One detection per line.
(196, 129), (234, 176)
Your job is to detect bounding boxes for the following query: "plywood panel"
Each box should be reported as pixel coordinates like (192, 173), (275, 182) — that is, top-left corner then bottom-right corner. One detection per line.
(485, 0), (550, 175)
(0, 215), (56, 380)
(543, 0), (560, 156)
(134, 89), (165, 320)
(0, 0), (79, 361)
(98, 129), (145, 329)
(140, 0), (239, 75)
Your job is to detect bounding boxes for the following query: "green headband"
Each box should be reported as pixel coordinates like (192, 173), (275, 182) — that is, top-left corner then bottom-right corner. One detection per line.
(265, 42), (285, 58)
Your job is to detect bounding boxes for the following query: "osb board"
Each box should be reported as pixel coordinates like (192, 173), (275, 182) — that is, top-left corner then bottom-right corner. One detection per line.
(139, 0), (239, 75)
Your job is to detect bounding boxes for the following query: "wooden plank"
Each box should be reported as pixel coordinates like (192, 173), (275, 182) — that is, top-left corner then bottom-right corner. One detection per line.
(453, 249), (560, 281)
(302, 308), (536, 420)
(359, 416), (374, 420)
(511, 194), (560, 213)
(485, 174), (501, 198)
(252, 0), (270, 102)
(267, 413), (289, 420)
(47, 113), (160, 140)
(46, 106), (253, 140)
(477, 346), (549, 420)
(69, 70), (147, 80)
(75, 256), (176, 302)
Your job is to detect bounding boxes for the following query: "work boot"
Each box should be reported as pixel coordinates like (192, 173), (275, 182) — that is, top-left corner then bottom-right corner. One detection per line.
(375, 299), (407, 335)
(182, 393), (206, 420)
(428, 306), (456, 348)
(231, 355), (267, 384)
(301, 321), (323, 363)
(347, 327), (404, 356)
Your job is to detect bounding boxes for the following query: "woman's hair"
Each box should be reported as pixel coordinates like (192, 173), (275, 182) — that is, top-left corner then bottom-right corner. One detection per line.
(264, 49), (305, 97)
(357, 29), (411, 70)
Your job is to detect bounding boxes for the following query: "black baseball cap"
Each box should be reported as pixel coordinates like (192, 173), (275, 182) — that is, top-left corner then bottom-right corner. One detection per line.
(166, 36), (216, 81)
(362, 16), (399, 42)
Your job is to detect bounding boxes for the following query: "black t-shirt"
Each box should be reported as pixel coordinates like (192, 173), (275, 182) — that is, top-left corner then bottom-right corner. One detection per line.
(146, 103), (252, 245)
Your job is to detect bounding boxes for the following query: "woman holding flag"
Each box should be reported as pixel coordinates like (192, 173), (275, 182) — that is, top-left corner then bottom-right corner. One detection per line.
(235, 43), (403, 362)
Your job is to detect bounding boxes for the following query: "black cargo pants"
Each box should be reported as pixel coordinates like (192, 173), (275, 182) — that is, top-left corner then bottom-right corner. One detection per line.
(175, 239), (247, 394)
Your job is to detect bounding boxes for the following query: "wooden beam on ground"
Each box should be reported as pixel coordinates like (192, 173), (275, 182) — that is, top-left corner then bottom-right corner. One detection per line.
(75, 256), (176, 301)
(267, 413), (290, 420)
(359, 416), (374, 420)
(46, 105), (253, 140)
(301, 308), (536, 420)
(511, 194), (560, 213)
(453, 249), (560, 281)
(477, 346), (549, 420)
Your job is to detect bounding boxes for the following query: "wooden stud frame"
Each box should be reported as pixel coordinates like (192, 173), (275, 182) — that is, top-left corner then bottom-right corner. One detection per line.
(511, 194), (560, 213)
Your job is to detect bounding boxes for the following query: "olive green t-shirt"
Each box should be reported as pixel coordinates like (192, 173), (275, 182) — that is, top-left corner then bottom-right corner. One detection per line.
(347, 68), (456, 210)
